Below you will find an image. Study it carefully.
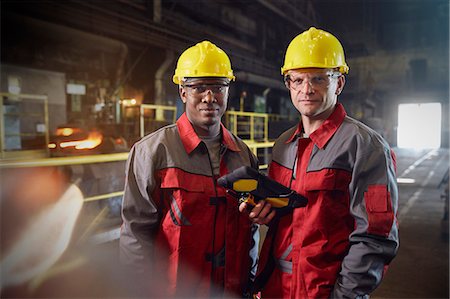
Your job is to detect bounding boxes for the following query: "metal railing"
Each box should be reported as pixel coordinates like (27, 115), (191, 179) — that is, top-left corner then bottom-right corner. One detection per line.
(0, 152), (128, 202)
(139, 104), (177, 138)
(224, 111), (269, 142)
(245, 140), (274, 169)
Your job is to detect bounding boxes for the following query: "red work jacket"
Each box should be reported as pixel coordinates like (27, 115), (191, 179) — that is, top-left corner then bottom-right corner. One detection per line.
(120, 113), (259, 297)
(258, 104), (399, 298)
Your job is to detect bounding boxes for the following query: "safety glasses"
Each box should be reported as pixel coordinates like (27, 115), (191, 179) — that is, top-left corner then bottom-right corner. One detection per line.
(284, 71), (341, 91)
(182, 83), (229, 96)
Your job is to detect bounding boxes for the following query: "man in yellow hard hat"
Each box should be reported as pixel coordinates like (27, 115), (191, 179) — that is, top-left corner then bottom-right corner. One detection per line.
(241, 27), (399, 298)
(120, 41), (259, 297)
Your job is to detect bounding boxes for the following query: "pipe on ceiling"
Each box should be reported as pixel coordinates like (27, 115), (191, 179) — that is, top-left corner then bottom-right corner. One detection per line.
(154, 50), (175, 105)
(257, 0), (307, 30)
(235, 71), (285, 91)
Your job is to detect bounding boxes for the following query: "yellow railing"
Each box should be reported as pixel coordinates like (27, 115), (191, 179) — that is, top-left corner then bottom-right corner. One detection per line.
(140, 104), (177, 138)
(0, 153), (128, 202)
(0, 152), (129, 168)
(245, 141), (274, 169)
(224, 111), (269, 142)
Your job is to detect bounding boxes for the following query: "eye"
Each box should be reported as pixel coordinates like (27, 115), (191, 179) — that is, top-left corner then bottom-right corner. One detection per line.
(311, 76), (326, 84)
(292, 78), (303, 87)
(216, 86), (226, 93)
(192, 86), (206, 93)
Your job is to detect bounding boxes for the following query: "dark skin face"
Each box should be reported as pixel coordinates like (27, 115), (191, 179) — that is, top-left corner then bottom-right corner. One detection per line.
(179, 78), (230, 137)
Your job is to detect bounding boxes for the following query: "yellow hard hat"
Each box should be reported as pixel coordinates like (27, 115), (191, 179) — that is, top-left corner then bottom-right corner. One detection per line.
(173, 41), (235, 84)
(281, 27), (349, 75)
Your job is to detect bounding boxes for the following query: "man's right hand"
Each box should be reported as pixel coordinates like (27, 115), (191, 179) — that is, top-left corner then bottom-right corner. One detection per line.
(239, 200), (276, 225)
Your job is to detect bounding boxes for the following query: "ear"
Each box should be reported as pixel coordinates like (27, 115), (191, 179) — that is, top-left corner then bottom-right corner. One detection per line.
(179, 86), (187, 103)
(335, 75), (346, 95)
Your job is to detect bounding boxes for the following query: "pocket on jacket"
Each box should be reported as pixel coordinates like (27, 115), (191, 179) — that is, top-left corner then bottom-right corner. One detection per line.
(160, 169), (205, 192)
(302, 168), (352, 230)
(304, 168), (351, 192)
(364, 185), (394, 237)
(159, 170), (207, 227)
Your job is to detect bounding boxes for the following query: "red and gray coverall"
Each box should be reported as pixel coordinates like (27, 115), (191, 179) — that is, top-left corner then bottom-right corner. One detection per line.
(120, 113), (259, 297)
(257, 103), (399, 298)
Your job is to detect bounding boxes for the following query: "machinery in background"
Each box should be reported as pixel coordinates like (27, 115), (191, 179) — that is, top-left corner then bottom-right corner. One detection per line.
(48, 124), (128, 156)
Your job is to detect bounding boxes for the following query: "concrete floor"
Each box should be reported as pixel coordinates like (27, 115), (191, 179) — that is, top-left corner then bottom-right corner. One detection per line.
(372, 148), (449, 299)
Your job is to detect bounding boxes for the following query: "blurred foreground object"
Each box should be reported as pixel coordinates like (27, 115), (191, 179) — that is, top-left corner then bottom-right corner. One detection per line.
(0, 168), (148, 297)
(0, 167), (82, 295)
(0, 184), (83, 289)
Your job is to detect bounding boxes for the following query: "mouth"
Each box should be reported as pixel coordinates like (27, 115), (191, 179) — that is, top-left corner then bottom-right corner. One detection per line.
(299, 98), (319, 104)
(199, 107), (219, 113)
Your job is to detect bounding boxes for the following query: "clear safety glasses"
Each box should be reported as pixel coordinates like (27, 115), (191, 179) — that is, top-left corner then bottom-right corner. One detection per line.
(284, 71), (341, 91)
(182, 83), (229, 96)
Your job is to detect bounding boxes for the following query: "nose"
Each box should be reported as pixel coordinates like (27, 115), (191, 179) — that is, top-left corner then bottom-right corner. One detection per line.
(300, 79), (314, 94)
(202, 90), (217, 103)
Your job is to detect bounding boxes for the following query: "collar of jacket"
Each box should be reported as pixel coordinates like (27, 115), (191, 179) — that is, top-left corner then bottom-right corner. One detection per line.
(176, 112), (241, 154)
(286, 103), (347, 149)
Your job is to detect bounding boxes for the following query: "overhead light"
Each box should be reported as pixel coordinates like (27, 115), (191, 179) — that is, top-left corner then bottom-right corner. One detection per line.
(122, 98), (137, 106)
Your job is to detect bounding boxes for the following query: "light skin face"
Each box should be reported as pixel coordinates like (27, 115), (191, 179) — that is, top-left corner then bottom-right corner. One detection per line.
(239, 68), (346, 225)
(286, 68), (345, 134)
(179, 78), (230, 137)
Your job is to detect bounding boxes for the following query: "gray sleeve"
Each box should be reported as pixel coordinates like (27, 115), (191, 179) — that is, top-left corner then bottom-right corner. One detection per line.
(331, 138), (399, 298)
(119, 144), (159, 275)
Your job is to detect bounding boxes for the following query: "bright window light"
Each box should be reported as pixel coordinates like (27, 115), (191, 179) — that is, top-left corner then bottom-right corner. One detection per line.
(397, 103), (441, 149)
(397, 178), (416, 184)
